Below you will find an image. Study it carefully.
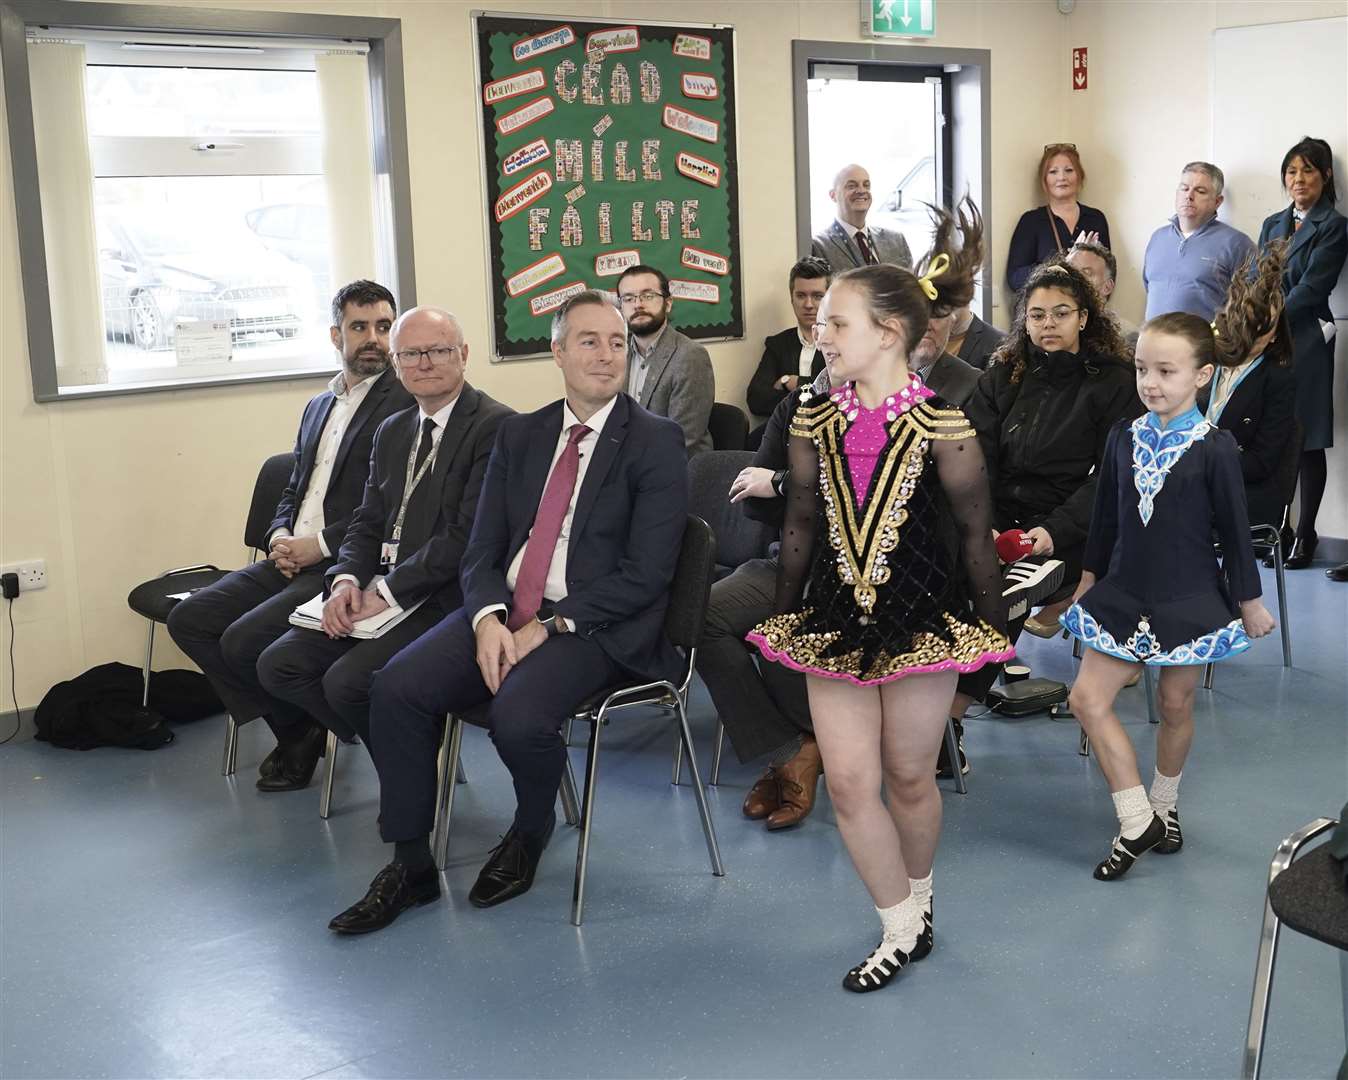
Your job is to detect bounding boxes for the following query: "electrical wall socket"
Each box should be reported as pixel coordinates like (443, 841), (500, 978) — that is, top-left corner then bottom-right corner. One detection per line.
(1, 560), (47, 592)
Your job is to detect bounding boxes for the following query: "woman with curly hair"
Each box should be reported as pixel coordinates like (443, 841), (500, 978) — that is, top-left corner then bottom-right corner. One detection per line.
(1203, 244), (1298, 531)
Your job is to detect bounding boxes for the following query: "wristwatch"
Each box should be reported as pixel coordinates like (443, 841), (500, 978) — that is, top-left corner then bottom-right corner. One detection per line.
(772, 469), (789, 496)
(540, 613), (569, 637)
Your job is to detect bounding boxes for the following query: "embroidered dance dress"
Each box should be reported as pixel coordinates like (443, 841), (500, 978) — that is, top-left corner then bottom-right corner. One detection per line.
(746, 377), (1012, 686)
(1061, 407), (1261, 665)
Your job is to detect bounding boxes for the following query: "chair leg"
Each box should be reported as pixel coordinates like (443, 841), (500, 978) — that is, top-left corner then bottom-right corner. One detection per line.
(1071, 635), (1083, 660)
(455, 758), (468, 784)
(432, 717), (463, 872)
(221, 715), (239, 777)
(1142, 666), (1159, 724)
(571, 714), (606, 927)
(1273, 536), (1292, 668)
(1202, 662), (1215, 691)
(671, 732), (684, 786)
(563, 715), (574, 747)
(709, 720), (725, 787)
(559, 748), (581, 827)
(674, 697), (726, 879)
(942, 714), (967, 795)
(318, 731), (339, 820)
(141, 622), (156, 707)
(1078, 728), (1090, 757)
(1241, 900), (1283, 1079)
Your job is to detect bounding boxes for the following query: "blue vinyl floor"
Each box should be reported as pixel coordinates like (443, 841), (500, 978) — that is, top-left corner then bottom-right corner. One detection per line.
(2, 563), (1345, 1079)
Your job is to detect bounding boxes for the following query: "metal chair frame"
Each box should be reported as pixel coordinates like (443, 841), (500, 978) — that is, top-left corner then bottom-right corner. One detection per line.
(1203, 522), (1293, 690)
(1242, 816), (1339, 1079)
(318, 726), (470, 826)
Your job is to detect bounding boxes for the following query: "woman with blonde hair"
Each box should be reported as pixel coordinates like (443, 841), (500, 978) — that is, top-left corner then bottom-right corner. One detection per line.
(1006, 143), (1112, 294)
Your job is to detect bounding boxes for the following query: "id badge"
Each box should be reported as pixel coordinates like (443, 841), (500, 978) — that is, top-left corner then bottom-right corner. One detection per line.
(380, 542), (399, 567)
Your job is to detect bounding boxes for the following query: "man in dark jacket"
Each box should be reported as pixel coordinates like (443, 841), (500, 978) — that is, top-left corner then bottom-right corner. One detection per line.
(947, 304), (1006, 370)
(745, 257), (831, 429)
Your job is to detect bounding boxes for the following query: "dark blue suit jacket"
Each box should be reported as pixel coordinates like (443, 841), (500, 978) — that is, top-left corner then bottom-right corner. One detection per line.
(329, 384), (512, 611)
(461, 392), (689, 682)
(1257, 198), (1348, 450)
(268, 367), (413, 553)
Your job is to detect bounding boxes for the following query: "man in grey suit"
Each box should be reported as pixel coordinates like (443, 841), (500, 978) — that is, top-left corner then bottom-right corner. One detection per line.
(810, 163), (913, 272)
(617, 264), (714, 456)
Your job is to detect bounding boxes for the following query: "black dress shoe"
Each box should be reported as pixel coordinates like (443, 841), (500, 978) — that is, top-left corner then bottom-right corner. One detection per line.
(469, 815), (556, 909)
(258, 745), (284, 780)
(1327, 562), (1348, 583)
(1284, 533), (1318, 570)
(328, 862), (441, 935)
(256, 725), (326, 792)
(1262, 526), (1296, 569)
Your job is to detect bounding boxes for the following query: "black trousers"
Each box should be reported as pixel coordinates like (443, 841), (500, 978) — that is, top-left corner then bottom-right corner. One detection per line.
(368, 608), (621, 843)
(165, 560), (326, 739)
(694, 558), (812, 764)
(255, 601), (448, 744)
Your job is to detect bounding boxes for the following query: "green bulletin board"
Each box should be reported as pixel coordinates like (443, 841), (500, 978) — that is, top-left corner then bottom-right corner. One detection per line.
(473, 12), (743, 359)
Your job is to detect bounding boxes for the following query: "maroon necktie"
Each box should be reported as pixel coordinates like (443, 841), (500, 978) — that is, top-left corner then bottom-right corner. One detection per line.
(855, 231), (879, 265)
(507, 423), (590, 630)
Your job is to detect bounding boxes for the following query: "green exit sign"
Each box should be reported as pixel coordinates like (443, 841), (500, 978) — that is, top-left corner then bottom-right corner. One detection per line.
(863, 0), (936, 38)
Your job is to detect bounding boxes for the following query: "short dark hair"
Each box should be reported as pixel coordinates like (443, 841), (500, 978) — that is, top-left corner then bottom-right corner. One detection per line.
(788, 256), (832, 290)
(551, 289), (623, 346)
(330, 280), (397, 328)
(1067, 239), (1117, 284)
(1280, 136), (1337, 205)
(615, 264), (670, 297)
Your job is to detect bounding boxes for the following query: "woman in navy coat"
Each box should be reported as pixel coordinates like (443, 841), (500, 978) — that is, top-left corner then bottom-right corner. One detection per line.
(1257, 136), (1348, 568)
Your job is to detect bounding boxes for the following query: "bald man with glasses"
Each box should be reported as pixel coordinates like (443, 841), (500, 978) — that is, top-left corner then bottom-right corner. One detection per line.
(254, 307), (512, 790)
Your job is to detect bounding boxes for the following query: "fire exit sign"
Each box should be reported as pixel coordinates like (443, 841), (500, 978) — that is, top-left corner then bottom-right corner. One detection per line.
(864, 0), (936, 38)
(1073, 46), (1088, 90)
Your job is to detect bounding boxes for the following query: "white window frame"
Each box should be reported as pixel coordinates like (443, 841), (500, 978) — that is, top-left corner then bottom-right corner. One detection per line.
(0, 0), (416, 403)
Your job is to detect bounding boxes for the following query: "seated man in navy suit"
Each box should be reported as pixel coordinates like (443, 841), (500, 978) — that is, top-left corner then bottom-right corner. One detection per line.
(254, 307), (510, 791)
(167, 280), (411, 785)
(328, 290), (689, 935)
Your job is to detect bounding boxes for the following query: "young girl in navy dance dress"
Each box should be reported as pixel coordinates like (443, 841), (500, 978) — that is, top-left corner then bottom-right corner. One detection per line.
(1063, 311), (1277, 881)
(748, 200), (1012, 992)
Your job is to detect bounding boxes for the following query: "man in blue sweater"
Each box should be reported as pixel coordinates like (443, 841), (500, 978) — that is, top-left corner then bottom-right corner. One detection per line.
(1143, 161), (1255, 321)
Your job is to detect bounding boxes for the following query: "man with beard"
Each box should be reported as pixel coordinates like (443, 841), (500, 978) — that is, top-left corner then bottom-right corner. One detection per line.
(168, 280), (412, 787)
(254, 307), (511, 790)
(811, 163), (913, 272)
(618, 264), (714, 456)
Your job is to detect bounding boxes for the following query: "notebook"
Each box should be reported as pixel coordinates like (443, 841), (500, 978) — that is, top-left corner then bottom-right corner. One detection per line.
(288, 578), (425, 639)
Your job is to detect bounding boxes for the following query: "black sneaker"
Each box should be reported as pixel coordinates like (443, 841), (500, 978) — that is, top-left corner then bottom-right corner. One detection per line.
(1093, 814), (1166, 881)
(1154, 809), (1183, 854)
(936, 725), (969, 778)
(1002, 559), (1067, 622)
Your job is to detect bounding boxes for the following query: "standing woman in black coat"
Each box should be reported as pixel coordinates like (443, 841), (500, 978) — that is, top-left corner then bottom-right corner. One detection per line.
(1006, 144), (1112, 295)
(1256, 136), (1348, 568)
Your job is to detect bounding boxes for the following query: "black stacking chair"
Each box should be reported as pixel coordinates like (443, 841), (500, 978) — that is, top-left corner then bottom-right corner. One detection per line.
(1203, 421), (1302, 689)
(438, 515), (726, 925)
(1243, 815), (1347, 1078)
(708, 402), (748, 452)
(126, 451), (292, 773)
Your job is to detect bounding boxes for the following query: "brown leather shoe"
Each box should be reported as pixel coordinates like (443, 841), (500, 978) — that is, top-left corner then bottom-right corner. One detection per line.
(765, 736), (823, 831)
(742, 768), (781, 819)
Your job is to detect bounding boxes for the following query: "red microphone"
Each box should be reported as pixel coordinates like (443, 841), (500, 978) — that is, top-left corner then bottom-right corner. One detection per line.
(995, 528), (1034, 564)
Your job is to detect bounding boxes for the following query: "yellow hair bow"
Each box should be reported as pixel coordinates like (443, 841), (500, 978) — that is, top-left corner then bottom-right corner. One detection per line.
(918, 253), (950, 301)
(1210, 320), (1219, 338)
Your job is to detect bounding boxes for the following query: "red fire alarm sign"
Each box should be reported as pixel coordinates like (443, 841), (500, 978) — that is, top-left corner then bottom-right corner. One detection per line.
(1073, 47), (1088, 91)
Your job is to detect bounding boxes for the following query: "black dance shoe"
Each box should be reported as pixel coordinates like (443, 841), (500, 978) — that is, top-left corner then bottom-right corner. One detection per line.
(909, 897), (934, 962)
(1154, 809), (1183, 855)
(1284, 533), (1318, 570)
(843, 939), (914, 993)
(469, 814), (556, 908)
(328, 861), (441, 935)
(1093, 814), (1166, 881)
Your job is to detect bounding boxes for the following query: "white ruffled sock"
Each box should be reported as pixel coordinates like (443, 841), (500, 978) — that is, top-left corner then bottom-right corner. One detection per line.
(1149, 769), (1181, 816)
(908, 872), (933, 918)
(1112, 785), (1155, 841)
(875, 893), (923, 953)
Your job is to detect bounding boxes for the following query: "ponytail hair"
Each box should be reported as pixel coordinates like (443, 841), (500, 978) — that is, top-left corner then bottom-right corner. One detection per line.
(1139, 311), (1217, 369)
(1212, 242), (1293, 368)
(838, 195), (985, 354)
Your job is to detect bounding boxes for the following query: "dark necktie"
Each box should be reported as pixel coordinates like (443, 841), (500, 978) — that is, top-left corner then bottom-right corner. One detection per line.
(508, 424), (591, 630)
(414, 416), (437, 473)
(855, 230), (879, 265)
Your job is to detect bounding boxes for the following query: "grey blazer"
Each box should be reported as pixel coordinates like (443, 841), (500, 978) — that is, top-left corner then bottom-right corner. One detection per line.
(626, 324), (714, 457)
(810, 219), (913, 272)
(955, 314), (1006, 371)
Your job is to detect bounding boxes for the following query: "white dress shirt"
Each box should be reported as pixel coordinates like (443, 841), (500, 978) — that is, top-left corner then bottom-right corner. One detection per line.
(334, 393), (459, 608)
(796, 327), (818, 378)
(271, 370), (378, 557)
(471, 394), (619, 632)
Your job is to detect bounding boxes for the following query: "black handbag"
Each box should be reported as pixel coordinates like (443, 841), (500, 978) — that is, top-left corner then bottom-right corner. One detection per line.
(987, 677), (1069, 717)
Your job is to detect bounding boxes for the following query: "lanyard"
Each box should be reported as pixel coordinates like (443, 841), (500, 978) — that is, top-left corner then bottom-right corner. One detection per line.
(1206, 355), (1263, 426)
(391, 420), (442, 542)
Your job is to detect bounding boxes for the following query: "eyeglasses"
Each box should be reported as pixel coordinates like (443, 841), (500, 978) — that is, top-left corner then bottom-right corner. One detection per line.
(1043, 142), (1077, 153)
(617, 290), (667, 305)
(1026, 306), (1081, 327)
(394, 345), (461, 366)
